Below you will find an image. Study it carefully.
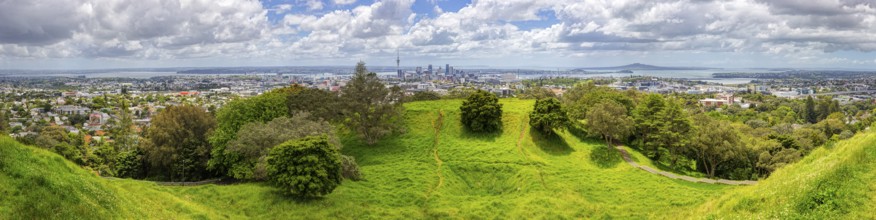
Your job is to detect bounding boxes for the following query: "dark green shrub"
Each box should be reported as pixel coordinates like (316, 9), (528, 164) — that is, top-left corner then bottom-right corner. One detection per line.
(267, 135), (342, 198)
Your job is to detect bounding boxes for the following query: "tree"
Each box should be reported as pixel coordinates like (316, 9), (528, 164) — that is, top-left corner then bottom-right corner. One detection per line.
(406, 91), (442, 102)
(519, 87), (556, 100)
(35, 125), (69, 150)
(209, 87), (296, 174)
(804, 96), (817, 123)
(111, 99), (137, 151)
(654, 99), (692, 167)
(115, 146), (145, 179)
(143, 105), (216, 181)
(690, 115), (743, 178)
(529, 97), (568, 134)
(340, 61), (405, 145)
(586, 101), (633, 148)
(632, 93), (666, 158)
(225, 113), (340, 180)
(0, 106), (8, 134)
(35, 125), (82, 164)
(460, 90), (503, 132)
(267, 135), (342, 198)
(563, 81), (634, 122)
(286, 86), (341, 122)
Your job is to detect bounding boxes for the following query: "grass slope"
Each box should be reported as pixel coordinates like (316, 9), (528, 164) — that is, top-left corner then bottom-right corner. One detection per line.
(677, 130), (876, 219)
(3, 99), (737, 219)
(155, 99), (731, 219)
(0, 138), (225, 219)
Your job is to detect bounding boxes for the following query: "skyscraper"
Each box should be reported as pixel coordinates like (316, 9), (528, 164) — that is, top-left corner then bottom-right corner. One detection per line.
(445, 64), (450, 76)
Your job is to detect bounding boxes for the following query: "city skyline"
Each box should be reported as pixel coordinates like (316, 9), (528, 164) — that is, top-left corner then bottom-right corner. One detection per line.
(1, 0), (875, 70)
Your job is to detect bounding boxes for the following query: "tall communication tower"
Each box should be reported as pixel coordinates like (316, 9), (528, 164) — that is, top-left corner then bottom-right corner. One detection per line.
(396, 48), (403, 81)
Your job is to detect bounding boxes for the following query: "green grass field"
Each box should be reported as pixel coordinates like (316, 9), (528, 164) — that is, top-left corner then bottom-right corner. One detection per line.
(2, 99), (873, 219)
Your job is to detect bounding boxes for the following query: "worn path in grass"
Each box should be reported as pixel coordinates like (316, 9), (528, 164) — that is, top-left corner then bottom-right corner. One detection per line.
(613, 145), (757, 185)
(515, 115), (547, 188)
(427, 110), (445, 197)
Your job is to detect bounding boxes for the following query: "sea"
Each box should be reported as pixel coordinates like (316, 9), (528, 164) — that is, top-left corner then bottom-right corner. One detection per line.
(2, 69), (776, 85)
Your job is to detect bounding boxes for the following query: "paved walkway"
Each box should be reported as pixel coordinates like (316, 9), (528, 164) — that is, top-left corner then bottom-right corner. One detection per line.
(613, 146), (757, 186)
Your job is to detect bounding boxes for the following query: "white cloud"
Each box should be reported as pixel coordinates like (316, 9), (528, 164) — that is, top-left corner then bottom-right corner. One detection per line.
(274, 4), (293, 14)
(305, 0), (324, 11)
(2, 0), (876, 68)
(333, 0), (357, 5)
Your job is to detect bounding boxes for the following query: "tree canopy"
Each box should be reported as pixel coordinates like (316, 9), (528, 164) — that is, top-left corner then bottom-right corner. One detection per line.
(529, 97), (568, 134)
(209, 87), (298, 174)
(225, 113), (339, 180)
(267, 135), (342, 198)
(143, 105), (216, 181)
(586, 101), (633, 148)
(460, 90), (503, 132)
(340, 61), (405, 145)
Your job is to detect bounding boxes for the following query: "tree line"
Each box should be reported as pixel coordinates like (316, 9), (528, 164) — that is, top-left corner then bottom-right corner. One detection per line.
(21, 62), (403, 198)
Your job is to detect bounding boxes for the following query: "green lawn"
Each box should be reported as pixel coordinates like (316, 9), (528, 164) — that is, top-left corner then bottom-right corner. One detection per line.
(7, 99), (812, 219)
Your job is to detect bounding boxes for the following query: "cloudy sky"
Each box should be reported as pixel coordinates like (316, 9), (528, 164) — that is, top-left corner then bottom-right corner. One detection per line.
(1, 0), (875, 70)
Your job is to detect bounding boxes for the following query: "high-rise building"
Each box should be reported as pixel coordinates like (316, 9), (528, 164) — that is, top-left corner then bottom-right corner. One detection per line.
(445, 64), (450, 76)
(416, 66), (422, 75)
(427, 64), (433, 74)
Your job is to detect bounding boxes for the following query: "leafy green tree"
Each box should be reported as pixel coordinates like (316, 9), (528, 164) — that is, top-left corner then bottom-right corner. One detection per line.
(35, 126), (83, 164)
(115, 146), (145, 179)
(111, 99), (137, 151)
(340, 61), (405, 145)
(209, 87), (296, 174)
(586, 101), (633, 148)
(632, 93), (666, 158)
(286, 86), (341, 122)
(35, 125), (69, 150)
(529, 97), (568, 134)
(406, 91), (442, 102)
(143, 105), (216, 181)
(563, 81), (634, 122)
(654, 98), (692, 167)
(460, 90), (503, 132)
(226, 113), (340, 180)
(690, 114), (743, 178)
(804, 96), (817, 123)
(267, 135), (342, 198)
(0, 106), (8, 134)
(519, 87), (556, 100)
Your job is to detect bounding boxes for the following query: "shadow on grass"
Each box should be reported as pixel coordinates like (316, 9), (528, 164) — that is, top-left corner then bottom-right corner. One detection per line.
(589, 145), (622, 169)
(530, 128), (572, 155)
(458, 125), (503, 142)
(266, 187), (328, 204)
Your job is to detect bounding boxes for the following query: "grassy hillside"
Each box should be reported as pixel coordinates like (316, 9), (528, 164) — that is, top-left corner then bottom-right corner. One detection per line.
(0, 137), (226, 219)
(677, 129), (876, 219)
(3, 99), (743, 219)
(146, 99), (732, 219)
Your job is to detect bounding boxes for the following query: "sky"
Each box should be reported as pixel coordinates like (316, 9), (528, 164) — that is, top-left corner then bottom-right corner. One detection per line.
(0, 0), (875, 70)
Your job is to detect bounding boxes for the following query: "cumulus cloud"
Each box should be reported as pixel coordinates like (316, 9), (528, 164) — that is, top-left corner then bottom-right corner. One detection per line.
(333, 0), (357, 5)
(1, 0), (876, 67)
(305, 0), (324, 11)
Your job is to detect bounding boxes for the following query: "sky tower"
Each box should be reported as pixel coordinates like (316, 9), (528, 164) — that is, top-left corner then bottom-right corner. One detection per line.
(396, 48), (403, 80)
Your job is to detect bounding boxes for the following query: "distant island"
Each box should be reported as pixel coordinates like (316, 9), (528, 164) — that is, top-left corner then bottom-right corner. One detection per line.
(575, 63), (716, 71)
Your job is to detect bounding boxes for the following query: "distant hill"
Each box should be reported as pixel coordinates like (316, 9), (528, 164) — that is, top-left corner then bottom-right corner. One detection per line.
(576, 63), (715, 71)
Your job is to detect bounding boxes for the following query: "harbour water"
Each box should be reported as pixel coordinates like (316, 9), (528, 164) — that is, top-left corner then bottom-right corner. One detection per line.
(2, 69), (773, 85)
